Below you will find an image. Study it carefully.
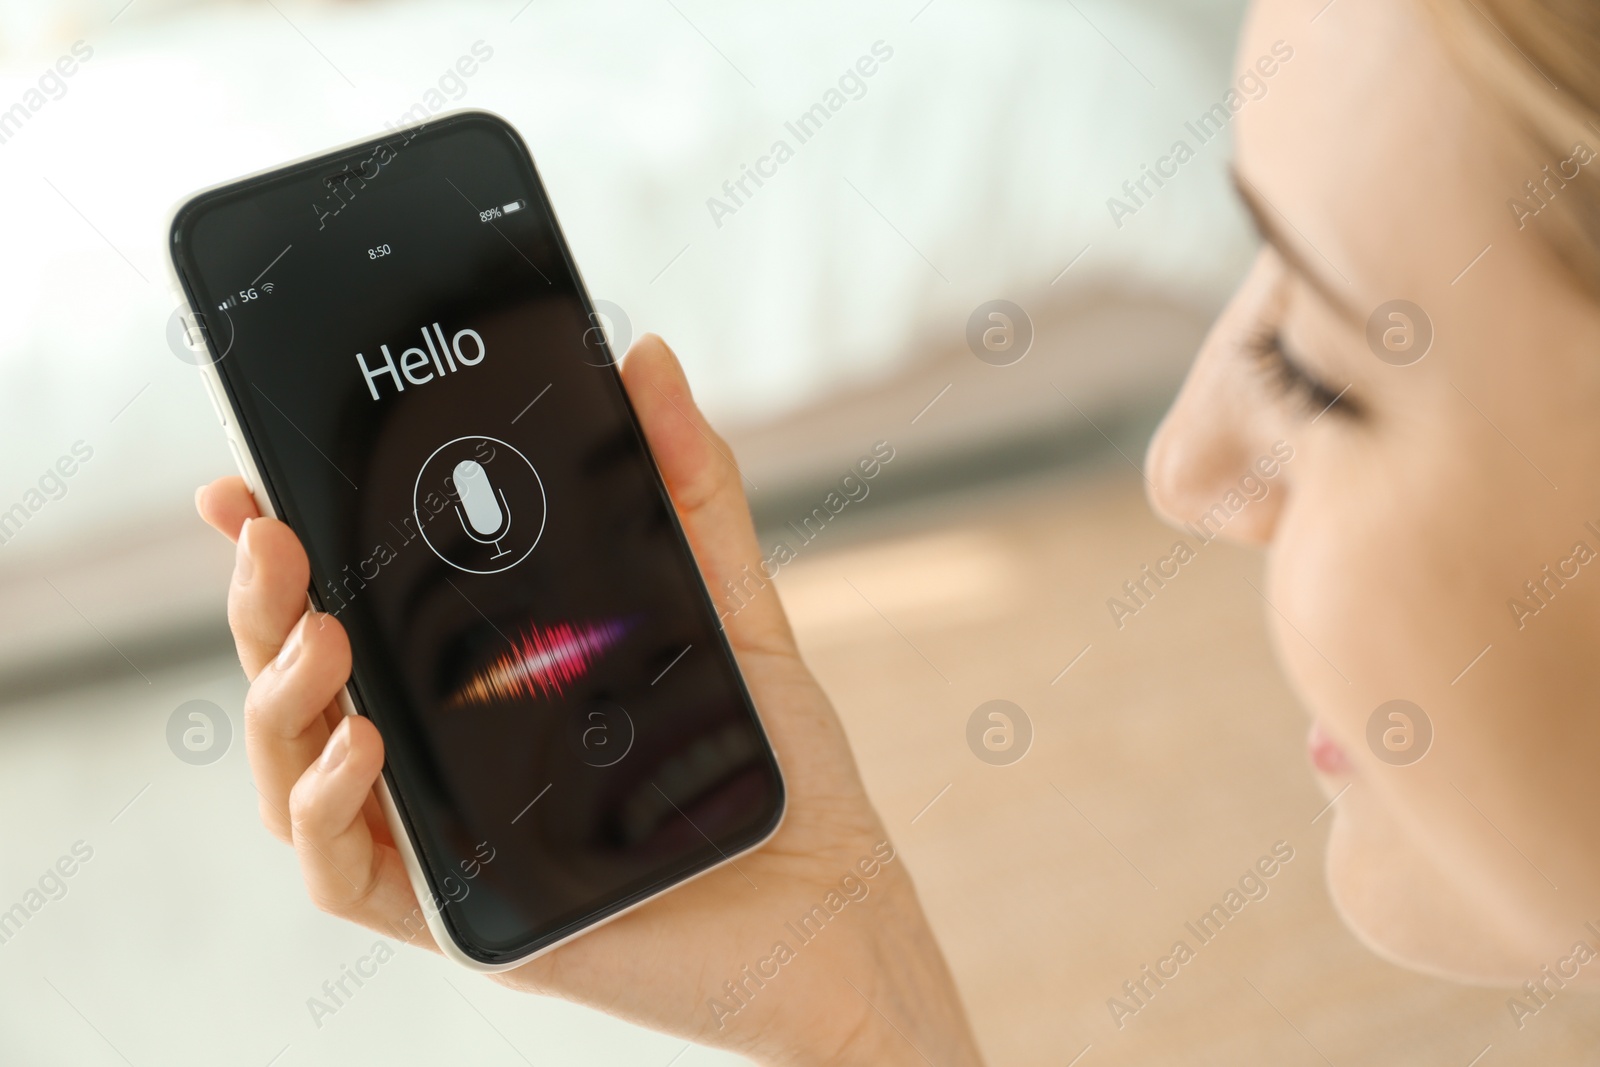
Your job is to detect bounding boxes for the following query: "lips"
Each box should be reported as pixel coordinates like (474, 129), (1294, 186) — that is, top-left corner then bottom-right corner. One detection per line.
(1308, 720), (1351, 776)
(616, 720), (761, 847)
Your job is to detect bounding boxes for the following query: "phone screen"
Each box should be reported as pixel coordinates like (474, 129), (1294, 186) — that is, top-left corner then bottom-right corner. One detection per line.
(170, 112), (783, 963)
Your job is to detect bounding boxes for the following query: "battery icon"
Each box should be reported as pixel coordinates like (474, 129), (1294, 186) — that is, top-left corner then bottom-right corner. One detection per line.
(502, 199), (526, 214)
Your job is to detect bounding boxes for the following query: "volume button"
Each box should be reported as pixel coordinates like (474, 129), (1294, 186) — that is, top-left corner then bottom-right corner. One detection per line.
(201, 373), (228, 426)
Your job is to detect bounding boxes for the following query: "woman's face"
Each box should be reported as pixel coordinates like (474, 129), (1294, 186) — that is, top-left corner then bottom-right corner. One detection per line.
(1147, 0), (1600, 982)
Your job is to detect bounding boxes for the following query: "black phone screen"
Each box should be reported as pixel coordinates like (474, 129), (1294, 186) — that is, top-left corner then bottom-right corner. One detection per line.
(170, 111), (783, 964)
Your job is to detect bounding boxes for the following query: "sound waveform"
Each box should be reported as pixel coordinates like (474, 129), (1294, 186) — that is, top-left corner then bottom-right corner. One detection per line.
(447, 617), (634, 709)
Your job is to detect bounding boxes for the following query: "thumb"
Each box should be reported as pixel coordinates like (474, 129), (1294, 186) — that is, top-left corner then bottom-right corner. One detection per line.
(620, 334), (797, 659)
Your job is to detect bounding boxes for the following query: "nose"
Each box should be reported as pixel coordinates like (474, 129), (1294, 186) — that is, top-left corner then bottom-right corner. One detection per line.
(1144, 261), (1288, 547)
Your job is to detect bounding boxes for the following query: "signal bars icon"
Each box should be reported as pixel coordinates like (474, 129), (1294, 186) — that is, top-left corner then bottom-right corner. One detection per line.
(216, 282), (273, 312)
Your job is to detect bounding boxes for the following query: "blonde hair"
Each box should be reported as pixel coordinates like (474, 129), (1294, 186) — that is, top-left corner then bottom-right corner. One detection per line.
(1426, 0), (1600, 293)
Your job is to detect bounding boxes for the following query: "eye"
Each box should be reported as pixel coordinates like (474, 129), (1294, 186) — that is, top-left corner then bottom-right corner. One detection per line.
(1244, 325), (1359, 420)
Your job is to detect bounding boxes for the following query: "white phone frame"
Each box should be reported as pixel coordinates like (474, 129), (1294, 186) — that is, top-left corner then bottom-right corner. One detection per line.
(164, 108), (785, 973)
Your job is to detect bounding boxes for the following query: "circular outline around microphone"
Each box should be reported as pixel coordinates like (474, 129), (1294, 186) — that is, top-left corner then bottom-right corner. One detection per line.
(414, 435), (546, 575)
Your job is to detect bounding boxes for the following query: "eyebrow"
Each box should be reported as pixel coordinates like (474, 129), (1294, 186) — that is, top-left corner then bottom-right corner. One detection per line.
(1229, 167), (1362, 325)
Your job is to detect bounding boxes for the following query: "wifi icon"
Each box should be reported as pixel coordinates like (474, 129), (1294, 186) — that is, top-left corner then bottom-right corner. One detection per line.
(261, 282), (275, 294)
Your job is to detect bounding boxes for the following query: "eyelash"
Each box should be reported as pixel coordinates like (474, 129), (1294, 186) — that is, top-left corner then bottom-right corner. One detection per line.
(1244, 325), (1357, 419)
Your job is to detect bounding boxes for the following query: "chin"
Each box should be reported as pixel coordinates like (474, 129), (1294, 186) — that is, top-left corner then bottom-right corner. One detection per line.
(1323, 804), (1534, 986)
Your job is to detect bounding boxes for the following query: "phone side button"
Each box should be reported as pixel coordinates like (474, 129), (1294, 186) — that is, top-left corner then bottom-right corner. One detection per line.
(227, 437), (254, 493)
(201, 373), (228, 426)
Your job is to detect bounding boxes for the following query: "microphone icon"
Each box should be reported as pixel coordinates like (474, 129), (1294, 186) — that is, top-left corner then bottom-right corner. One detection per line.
(451, 459), (512, 560)
(416, 436), (545, 575)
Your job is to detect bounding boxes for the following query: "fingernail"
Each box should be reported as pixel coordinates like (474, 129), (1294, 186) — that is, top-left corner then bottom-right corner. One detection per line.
(321, 720), (350, 772)
(194, 485), (206, 515)
(274, 613), (306, 672)
(235, 518), (255, 586)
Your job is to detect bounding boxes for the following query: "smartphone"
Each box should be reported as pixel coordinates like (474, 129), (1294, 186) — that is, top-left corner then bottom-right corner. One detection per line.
(166, 110), (784, 970)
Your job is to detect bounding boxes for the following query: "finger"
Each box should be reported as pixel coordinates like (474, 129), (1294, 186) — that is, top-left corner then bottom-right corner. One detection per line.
(621, 335), (798, 658)
(288, 717), (439, 953)
(199, 477), (308, 681)
(196, 476), (259, 542)
(228, 517), (313, 679)
(243, 610), (350, 839)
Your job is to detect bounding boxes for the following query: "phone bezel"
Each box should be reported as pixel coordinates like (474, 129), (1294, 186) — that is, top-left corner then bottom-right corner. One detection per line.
(165, 108), (787, 971)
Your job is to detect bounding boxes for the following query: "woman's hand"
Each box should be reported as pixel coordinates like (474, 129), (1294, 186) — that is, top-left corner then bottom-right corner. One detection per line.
(195, 334), (982, 1067)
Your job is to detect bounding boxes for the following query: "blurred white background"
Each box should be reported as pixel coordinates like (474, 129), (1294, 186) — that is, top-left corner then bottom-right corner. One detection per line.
(0, 0), (1253, 688)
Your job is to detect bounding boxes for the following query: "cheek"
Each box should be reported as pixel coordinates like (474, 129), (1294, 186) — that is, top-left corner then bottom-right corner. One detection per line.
(1263, 483), (1436, 730)
(1265, 439), (1527, 750)
(1271, 443), (1600, 967)
(1265, 461), (1480, 855)
(1275, 447), (1600, 758)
